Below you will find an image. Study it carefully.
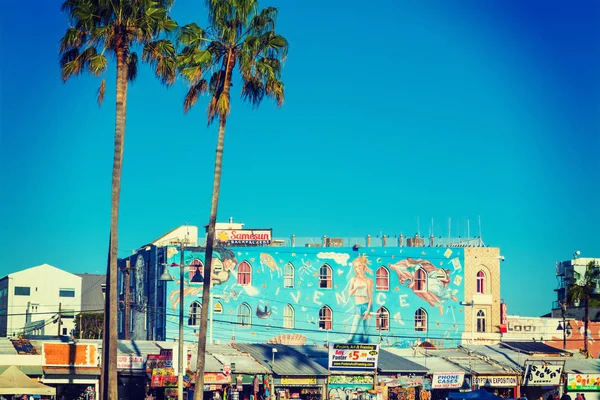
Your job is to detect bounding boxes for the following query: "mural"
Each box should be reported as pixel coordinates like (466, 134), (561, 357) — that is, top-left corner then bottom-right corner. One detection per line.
(163, 246), (465, 347)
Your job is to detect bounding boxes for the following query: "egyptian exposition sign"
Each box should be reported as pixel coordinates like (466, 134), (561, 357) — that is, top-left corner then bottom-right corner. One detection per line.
(524, 364), (563, 386)
(216, 229), (272, 246)
(567, 374), (600, 391)
(431, 373), (465, 389)
(328, 344), (379, 369)
(475, 376), (517, 388)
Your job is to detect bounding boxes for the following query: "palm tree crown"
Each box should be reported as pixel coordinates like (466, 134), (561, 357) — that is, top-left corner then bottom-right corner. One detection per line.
(177, 0), (288, 119)
(60, 0), (178, 101)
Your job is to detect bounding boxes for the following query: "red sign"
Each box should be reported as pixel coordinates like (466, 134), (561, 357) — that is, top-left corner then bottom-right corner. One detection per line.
(500, 302), (508, 333)
(223, 364), (231, 376)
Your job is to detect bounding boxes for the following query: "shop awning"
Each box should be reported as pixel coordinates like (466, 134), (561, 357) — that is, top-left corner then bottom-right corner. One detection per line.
(0, 365), (56, 395)
(0, 365), (43, 375)
(235, 344), (329, 377)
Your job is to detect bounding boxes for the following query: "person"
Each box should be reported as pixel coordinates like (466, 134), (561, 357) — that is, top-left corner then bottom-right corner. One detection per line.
(581, 394), (586, 400)
(575, 394), (583, 400)
(561, 393), (572, 400)
(347, 255), (374, 343)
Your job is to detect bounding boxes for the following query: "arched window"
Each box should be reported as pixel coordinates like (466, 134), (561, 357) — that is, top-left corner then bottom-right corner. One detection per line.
(319, 306), (333, 330)
(319, 265), (333, 289)
(376, 267), (389, 291)
(214, 301), (223, 314)
(283, 304), (295, 329)
(476, 270), (486, 294)
(284, 263), (295, 288)
(189, 259), (203, 282)
(237, 303), (251, 328)
(376, 307), (389, 331)
(476, 310), (486, 332)
(414, 308), (427, 332)
(237, 261), (252, 286)
(188, 301), (201, 326)
(415, 268), (427, 292)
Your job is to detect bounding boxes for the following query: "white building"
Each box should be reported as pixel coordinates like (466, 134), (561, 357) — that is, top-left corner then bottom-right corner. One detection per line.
(0, 264), (82, 337)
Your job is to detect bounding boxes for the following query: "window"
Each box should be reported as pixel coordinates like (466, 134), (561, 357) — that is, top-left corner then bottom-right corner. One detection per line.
(476, 270), (486, 294)
(30, 304), (38, 314)
(237, 261), (252, 286)
(238, 303), (251, 328)
(188, 301), (201, 326)
(129, 309), (134, 332)
(376, 307), (389, 331)
(189, 259), (203, 282)
(283, 304), (295, 329)
(14, 287), (30, 296)
(414, 308), (427, 332)
(376, 267), (389, 291)
(59, 288), (75, 298)
(477, 310), (486, 332)
(414, 268), (427, 292)
(118, 312), (123, 333)
(319, 306), (333, 330)
(319, 265), (332, 289)
(284, 263), (295, 288)
(214, 301), (223, 314)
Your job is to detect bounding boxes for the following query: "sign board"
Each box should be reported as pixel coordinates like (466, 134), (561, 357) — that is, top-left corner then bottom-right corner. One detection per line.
(500, 302), (508, 333)
(222, 364), (231, 376)
(151, 368), (177, 387)
(475, 376), (517, 388)
(524, 364), (563, 386)
(215, 229), (272, 246)
(117, 355), (145, 370)
(328, 344), (379, 369)
(281, 377), (317, 385)
(204, 372), (232, 384)
(42, 343), (99, 367)
(431, 373), (465, 389)
(328, 376), (373, 384)
(567, 374), (600, 391)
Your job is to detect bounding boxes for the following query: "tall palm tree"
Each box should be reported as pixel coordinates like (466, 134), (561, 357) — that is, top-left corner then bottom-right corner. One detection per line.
(177, 1), (288, 397)
(59, 1), (177, 398)
(568, 260), (600, 358)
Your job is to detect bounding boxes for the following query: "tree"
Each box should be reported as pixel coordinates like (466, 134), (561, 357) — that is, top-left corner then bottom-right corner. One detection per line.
(59, 1), (177, 398)
(176, 1), (288, 398)
(568, 260), (600, 357)
(75, 313), (105, 339)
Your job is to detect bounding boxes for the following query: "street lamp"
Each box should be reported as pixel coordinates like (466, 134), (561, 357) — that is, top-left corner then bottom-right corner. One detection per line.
(271, 348), (278, 400)
(460, 301), (475, 342)
(159, 241), (204, 400)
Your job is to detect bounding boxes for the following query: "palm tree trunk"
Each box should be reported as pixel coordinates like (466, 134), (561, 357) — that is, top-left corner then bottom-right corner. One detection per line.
(101, 47), (128, 400)
(194, 115), (227, 400)
(584, 294), (590, 357)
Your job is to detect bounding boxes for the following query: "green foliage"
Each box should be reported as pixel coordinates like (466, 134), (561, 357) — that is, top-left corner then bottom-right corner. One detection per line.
(59, 0), (179, 102)
(74, 313), (104, 339)
(568, 261), (600, 307)
(177, 0), (288, 121)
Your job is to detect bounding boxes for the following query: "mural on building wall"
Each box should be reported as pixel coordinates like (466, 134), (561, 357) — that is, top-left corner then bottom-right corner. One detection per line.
(164, 246), (465, 347)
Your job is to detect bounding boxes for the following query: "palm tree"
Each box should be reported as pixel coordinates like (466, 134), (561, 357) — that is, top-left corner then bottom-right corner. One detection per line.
(568, 260), (600, 358)
(59, 1), (177, 398)
(176, 1), (288, 397)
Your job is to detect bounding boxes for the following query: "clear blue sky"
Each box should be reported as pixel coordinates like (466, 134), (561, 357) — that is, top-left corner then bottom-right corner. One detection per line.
(0, 0), (598, 318)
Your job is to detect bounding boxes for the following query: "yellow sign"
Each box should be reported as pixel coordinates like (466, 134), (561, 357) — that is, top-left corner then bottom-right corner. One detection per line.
(281, 377), (317, 385)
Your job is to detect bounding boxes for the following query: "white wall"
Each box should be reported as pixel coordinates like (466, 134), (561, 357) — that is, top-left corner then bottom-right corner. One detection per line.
(7, 264), (81, 336)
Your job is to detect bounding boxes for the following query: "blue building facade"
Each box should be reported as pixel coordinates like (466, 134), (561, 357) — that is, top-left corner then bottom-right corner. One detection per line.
(119, 244), (468, 348)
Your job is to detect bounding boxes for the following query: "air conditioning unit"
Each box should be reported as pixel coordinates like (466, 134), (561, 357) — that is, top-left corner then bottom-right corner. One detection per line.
(326, 238), (344, 247)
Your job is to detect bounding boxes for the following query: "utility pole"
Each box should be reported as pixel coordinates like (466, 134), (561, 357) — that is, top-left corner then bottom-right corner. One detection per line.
(79, 313), (83, 339)
(57, 303), (62, 337)
(124, 259), (130, 340)
(178, 240), (185, 400)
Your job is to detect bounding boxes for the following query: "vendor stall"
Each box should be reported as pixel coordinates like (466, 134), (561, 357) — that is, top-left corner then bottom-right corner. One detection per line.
(0, 365), (56, 398)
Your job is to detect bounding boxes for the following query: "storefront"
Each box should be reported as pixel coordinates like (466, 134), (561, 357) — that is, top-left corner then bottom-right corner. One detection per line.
(328, 375), (375, 400)
(118, 354), (148, 400)
(430, 372), (467, 400)
(474, 375), (519, 399)
(565, 374), (600, 400)
(274, 376), (326, 400)
(41, 342), (100, 400)
(522, 362), (563, 400)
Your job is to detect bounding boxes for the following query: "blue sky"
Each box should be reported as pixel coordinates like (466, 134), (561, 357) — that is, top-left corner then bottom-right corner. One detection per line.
(0, 0), (598, 318)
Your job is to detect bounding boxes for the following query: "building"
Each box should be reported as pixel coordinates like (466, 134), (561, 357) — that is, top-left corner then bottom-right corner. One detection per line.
(77, 273), (106, 313)
(117, 224), (504, 347)
(552, 254), (600, 322)
(0, 264), (82, 337)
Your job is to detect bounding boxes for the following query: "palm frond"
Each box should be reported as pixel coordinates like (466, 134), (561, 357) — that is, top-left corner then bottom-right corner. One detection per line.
(97, 78), (106, 105)
(184, 79), (209, 113)
(127, 52), (138, 81)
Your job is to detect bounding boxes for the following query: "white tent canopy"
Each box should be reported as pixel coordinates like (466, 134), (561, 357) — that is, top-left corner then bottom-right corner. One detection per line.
(0, 365), (56, 395)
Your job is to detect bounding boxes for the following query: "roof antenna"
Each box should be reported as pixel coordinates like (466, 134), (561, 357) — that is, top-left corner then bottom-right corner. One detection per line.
(478, 215), (482, 246)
